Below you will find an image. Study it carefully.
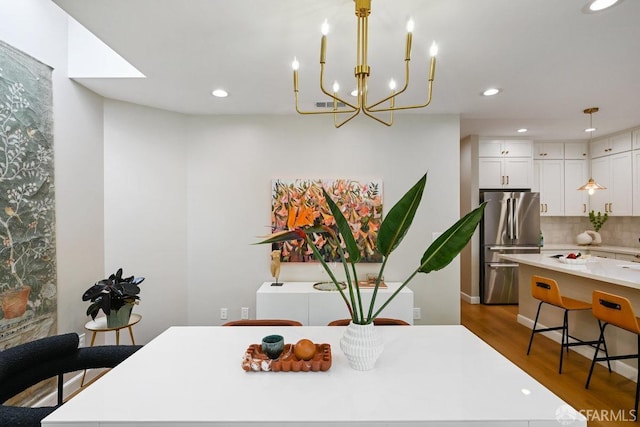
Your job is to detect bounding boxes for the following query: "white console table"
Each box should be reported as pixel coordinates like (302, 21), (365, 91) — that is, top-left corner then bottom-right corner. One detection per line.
(256, 281), (414, 325)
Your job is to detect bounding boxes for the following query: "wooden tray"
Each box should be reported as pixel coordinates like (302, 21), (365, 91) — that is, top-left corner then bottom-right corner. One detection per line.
(241, 343), (331, 372)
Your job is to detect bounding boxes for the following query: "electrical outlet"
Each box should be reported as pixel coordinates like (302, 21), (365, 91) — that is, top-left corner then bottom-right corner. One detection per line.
(220, 308), (228, 320)
(413, 307), (421, 320)
(241, 307), (249, 319)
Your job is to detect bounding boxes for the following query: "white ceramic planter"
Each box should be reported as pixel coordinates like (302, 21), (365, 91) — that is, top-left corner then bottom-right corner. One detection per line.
(340, 321), (383, 370)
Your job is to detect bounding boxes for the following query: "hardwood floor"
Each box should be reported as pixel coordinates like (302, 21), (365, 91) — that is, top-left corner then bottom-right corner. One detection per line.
(461, 301), (638, 426)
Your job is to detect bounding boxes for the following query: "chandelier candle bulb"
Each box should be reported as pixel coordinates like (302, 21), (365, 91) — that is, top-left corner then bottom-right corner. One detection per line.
(405, 20), (413, 60)
(429, 42), (438, 81)
(292, 58), (299, 92)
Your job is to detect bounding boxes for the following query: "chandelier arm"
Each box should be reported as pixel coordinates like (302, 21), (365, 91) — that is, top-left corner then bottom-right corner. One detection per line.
(334, 109), (362, 128)
(361, 105), (393, 127)
(366, 60), (411, 111)
(319, 65), (359, 110)
(367, 80), (434, 113)
(294, 92), (359, 116)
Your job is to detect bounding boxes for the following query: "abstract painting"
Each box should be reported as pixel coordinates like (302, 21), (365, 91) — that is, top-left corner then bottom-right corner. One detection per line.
(0, 41), (56, 351)
(271, 179), (382, 263)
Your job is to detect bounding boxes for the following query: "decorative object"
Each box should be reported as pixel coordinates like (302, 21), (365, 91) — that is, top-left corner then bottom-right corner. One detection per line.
(340, 321), (383, 370)
(261, 334), (284, 359)
(576, 231), (593, 245)
(271, 179), (382, 263)
(269, 249), (282, 285)
(577, 108), (606, 194)
(313, 281), (346, 291)
(0, 41), (56, 347)
(585, 230), (602, 246)
(257, 173), (485, 369)
(589, 210), (608, 232)
(291, 0), (437, 128)
(241, 343), (332, 372)
(82, 268), (145, 328)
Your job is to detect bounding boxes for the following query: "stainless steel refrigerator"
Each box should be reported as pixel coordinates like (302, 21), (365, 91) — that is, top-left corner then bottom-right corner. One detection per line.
(480, 191), (540, 304)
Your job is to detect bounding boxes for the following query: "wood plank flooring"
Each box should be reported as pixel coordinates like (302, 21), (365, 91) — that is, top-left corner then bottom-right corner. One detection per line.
(461, 301), (638, 426)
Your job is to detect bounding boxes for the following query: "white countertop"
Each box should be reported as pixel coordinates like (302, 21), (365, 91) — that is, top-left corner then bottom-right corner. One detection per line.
(257, 281), (411, 294)
(500, 253), (640, 290)
(43, 325), (584, 426)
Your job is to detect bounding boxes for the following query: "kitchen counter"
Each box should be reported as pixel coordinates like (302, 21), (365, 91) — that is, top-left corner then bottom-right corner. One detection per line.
(500, 253), (640, 290)
(499, 252), (640, 381)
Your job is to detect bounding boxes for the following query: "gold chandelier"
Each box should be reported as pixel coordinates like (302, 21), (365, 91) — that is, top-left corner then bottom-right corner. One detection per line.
(291, 0), (437, 128)
(577, 107), (607, 195)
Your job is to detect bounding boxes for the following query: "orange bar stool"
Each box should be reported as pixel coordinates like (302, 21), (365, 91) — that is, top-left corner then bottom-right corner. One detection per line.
(586, 290), (639, 416)
(527, 275), (603, 373)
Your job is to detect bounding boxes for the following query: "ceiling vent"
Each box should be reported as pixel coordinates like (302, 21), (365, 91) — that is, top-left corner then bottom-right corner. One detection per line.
(315, 101), (345, 108)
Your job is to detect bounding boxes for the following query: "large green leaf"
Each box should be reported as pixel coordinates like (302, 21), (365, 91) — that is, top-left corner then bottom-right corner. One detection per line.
(418, 203), (486, 273)
(322, 188), (361, 263)
(377, 173), (426, 256)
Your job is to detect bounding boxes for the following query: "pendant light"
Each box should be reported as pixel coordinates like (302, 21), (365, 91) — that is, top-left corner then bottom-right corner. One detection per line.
(577, 107), (606, 195)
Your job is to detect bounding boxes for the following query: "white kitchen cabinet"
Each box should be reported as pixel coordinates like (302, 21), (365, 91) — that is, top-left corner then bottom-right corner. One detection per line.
(633, 130), (640, 150)
(590, 151), (632, 216)
(479, 140), (532, 158)
(564, 141), (589, 160)
(533, 142), (564, 159)
(533, 159), (564, 215)
(633, 149), (640, 215)
(564, 159), (589, 216)
(479, 157), (532, 189)
(590, 132), (632, 158)
(478, 140), (532, 189)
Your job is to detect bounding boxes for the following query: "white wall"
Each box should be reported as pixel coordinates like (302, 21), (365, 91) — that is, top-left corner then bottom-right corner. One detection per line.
(0, 0), (106, 337)
(103, 100), (189, 343)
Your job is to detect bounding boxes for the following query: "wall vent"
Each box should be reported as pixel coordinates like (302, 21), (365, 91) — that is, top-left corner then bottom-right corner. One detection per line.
(315, 101), (345, 108)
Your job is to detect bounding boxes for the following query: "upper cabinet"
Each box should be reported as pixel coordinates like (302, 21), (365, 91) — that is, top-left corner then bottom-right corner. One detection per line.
(590, 132), (632, 158)
(478, 140), (532, 189)
(590, 152), (633, 216)
(564, 141), (589, 160)
(534, 142), (564, 159)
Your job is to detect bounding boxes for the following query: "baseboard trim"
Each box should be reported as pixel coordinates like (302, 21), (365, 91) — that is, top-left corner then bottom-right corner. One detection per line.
(517, 314), (638, 383)
(460, 292), (480, 304)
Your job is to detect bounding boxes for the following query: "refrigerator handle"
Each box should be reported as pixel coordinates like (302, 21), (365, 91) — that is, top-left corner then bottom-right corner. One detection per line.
(506, 198), (513, 239)
(513, 197), (519, 240)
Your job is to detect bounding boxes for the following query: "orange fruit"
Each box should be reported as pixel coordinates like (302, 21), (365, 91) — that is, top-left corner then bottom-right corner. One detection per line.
(294, 338), (316, 360)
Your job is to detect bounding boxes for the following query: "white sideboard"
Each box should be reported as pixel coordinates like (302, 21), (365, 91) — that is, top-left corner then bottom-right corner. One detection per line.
(256, 281), (414, 325)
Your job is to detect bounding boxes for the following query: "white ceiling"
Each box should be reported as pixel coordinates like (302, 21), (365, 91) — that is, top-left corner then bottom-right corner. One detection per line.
(52, 0), (640, 140)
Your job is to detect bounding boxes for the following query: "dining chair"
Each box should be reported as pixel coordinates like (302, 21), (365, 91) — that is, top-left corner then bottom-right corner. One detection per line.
(222, 319), (303, 326)
(586, 290), (640, 416)
(327, 318), (410, 326)
(0, 332), (141, 427)
(527, 275), (604, 373)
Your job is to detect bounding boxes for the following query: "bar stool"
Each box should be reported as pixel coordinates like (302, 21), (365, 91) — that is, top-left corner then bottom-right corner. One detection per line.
(586, 290), (639, 416)
(527, 275), (601, 373)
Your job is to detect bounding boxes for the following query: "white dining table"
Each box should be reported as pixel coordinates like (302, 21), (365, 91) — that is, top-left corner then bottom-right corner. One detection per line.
(42, 325), (585, 427)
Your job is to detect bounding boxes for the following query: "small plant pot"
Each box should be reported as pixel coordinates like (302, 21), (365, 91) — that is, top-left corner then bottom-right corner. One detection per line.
(106, 304), (134, 328)
(1, 286), (31, 319)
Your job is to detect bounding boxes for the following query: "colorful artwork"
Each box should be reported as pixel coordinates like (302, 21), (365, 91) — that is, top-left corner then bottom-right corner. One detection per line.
(0, 41), (56, 350)
(271, 179), (382, 263)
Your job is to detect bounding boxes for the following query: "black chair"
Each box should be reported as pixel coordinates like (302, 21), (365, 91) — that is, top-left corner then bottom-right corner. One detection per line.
(0, 332), (141, 427)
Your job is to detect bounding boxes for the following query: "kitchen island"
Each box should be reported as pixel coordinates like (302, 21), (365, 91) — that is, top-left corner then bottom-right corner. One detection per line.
(500, 253), (640, 380)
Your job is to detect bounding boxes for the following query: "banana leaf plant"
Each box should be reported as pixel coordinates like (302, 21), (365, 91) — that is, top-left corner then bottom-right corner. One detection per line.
(82, 268), (145, 320)
(257, 173), (486, 324)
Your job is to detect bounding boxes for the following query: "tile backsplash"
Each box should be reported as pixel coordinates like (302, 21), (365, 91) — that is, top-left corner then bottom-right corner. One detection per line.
(541, 216), (640, 248)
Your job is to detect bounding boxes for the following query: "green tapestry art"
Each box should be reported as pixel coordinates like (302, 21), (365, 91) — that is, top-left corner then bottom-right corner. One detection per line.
(0, 41), (56, 347)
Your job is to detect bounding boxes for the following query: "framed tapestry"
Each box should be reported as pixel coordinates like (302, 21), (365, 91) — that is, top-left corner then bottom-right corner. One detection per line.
(271, 179), (382, 263)
(0, 41), (56, 350)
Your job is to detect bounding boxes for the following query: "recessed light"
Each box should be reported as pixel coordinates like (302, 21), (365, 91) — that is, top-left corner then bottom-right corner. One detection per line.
(482, 88), (500, 96)
(589, 0), (619, 11)
(517, 128), (528, 133)
(585, 127), (596, 132)
(211, 89), (228, 98)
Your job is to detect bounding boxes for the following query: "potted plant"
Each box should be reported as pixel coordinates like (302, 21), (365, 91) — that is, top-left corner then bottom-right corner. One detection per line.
(82, 268), (145, 328)
(257, 173), (485, 369)
(587, 210), (608, 245)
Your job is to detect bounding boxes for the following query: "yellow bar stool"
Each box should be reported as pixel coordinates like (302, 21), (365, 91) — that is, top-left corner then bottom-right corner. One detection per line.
(527, 275), (604, 373)
(586, 290), (640, 417)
